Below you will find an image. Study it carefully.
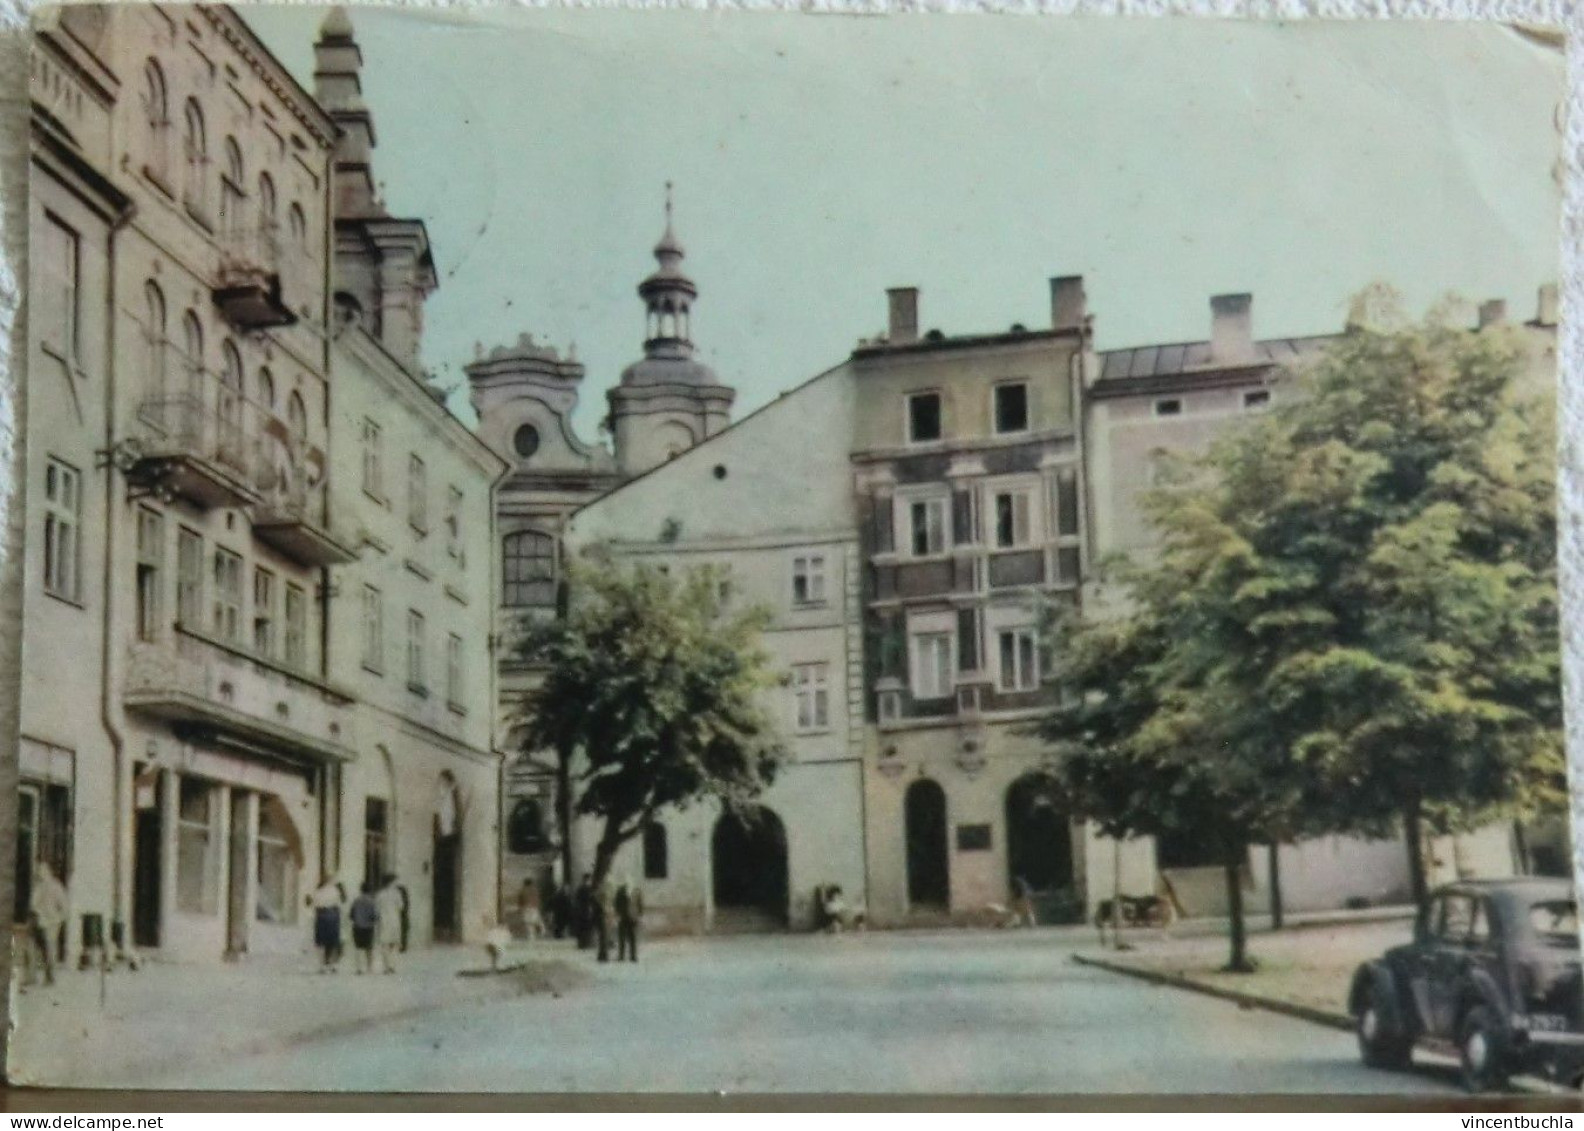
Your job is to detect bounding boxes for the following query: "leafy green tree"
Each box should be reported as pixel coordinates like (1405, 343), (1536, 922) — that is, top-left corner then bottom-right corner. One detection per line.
(515, 559), (787, 886)
(1040, 294), (1561, 966)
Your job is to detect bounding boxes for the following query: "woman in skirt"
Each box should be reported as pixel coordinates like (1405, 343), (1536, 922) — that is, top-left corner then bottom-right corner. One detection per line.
(311, 874), (346, 972)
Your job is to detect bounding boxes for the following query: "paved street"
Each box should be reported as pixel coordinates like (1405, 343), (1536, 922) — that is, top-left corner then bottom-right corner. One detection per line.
(149, 928), (1460, 1094)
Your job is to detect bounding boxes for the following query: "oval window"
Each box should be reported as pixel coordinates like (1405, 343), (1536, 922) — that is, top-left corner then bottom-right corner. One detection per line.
(513, 423), (540, 460)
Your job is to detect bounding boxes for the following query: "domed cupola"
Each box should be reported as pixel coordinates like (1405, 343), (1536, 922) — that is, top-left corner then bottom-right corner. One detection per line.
(608, 185), (736, 477)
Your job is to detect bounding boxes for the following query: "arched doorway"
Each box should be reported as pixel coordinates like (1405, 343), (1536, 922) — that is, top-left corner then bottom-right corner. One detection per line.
(1006, 774), (1075, 912)
(432, 773), (462, 943)
(711, 806), (788, 927)
(905, 779), (949, 909)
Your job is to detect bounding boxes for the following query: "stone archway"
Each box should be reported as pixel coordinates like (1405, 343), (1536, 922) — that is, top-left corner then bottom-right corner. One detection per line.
(1005, 773), (1075, 898)
(711, 805), (788, 928)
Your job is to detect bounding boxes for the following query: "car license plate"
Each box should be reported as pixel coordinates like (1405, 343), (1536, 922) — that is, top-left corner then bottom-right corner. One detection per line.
(1529, 1013), (1572, 1032)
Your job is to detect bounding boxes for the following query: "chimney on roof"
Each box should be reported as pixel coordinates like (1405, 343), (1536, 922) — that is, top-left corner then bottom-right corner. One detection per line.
(887, 287), (919, 345)
(1050, 276), (1087, 331)
(1210, 293), (1254, 363)
(1477, 299), (1507, 329)
(1536, 284), (1558, 327)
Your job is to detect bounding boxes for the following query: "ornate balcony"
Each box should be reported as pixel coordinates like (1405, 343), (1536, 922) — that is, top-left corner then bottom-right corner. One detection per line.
(252, 481), (360, 568)
(127, 391), (265, 510)
(124, 628), (356, 766)
(213, 225), (297, 331)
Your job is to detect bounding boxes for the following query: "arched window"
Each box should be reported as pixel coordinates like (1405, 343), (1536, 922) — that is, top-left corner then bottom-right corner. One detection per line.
(288, 203), (307, 246)
(181, 98), (206, 214)
(143, 281), (166, 399)
(220, 137), (244, 237)
(255, 366), (275, 411)
(218, 340), (244, 450)
(506, 799), (547, 856)
(643, 821), (669, 880)
(181, 311), (204, 402)
(286, 389), (307, 438)
(257, 173), (277, 235)
(502, 530), (556, 607)
(143, 60), (169, 181)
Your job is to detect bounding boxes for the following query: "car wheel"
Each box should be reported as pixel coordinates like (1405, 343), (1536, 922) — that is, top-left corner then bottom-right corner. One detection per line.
(1356, 983), (1413, 1070)
(1458, 1005), (1511, 1093)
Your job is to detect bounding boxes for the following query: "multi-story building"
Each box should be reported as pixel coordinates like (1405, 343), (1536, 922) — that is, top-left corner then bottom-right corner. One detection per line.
(313, 11), (507, 947)
(18, 4), (505, 964)
(563, 363), (866, 932)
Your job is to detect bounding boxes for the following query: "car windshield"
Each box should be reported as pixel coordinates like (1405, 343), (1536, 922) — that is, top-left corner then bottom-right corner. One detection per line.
(1528, 900), (1579, 946)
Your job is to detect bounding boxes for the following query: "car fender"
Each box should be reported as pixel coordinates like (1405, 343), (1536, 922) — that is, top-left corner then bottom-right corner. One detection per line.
(1351, 961), (1411, 1037)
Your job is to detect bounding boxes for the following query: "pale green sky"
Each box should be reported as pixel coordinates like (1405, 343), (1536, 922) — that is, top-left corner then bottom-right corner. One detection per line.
(245, 7), (1563, 437)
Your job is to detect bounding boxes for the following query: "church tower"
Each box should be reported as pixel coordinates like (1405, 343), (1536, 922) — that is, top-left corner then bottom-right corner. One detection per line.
(607, 186), (735, 478)
(314, 9), (437, 373)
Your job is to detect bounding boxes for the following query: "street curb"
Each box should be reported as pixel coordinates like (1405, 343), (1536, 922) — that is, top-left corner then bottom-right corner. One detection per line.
(1071, 952), (1566, 1097)
(1071, 952), (1352, 1030)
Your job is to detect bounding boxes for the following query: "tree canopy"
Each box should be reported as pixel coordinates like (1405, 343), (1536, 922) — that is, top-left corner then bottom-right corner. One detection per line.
(1040, 295), (1562, 968)
(515, 558), (788, 885)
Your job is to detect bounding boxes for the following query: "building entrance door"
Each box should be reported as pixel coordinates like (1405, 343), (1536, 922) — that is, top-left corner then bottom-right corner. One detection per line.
(711, 806), (788, 927)
(432, 825), (460, 943)
(132, 773), (162, 949)
(14, 786), (38, 925)
(905, 779), (949, 909)
(1006, 773), (1076, 921)
(225, 791), (249, 958)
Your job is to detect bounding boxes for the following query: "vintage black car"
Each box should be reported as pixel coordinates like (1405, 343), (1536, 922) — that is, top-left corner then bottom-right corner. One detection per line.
(1348, 878), (1584, 1092)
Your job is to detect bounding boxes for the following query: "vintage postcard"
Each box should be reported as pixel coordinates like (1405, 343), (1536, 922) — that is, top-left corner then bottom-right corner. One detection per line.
(9, 3), (1573, 1097)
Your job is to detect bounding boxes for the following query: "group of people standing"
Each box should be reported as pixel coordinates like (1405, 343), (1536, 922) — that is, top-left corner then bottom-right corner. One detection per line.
(524, 873), (644, 963)
(312, 873), (408, 974)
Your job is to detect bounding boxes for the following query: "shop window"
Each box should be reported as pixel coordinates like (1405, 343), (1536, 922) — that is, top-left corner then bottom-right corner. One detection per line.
(176, 777), (218, 915)
(255, 796), (300, 925)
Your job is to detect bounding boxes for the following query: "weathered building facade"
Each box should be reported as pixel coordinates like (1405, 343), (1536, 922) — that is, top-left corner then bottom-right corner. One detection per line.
(18, 4), (504, 964)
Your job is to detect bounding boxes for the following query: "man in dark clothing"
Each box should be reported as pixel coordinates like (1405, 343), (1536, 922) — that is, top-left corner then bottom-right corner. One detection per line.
(573, 873), (594, 950)
(615, 878), (644, 963)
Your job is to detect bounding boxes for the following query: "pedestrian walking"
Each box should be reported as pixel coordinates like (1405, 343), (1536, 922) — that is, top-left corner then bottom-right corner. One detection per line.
(518, 878), (545, 941)
(397, 882), (411, 953)
(311, 874), (346, 973)
(28, 863), (67, 986)
(550, 881), (573, 940)
(615, 876), (643, 963)
(1011, 875), (1036, 928)
(375, 874), (404, 973)
(573, 873), (594, 950)
(349, 882), (379, 974)
(594, 877), (614, 963)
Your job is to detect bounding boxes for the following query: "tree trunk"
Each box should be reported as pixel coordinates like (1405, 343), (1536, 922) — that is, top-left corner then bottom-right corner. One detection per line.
(591, 829), (621, 890)
(1223, 841), (1255, 973)
(555, 745), (575, 886)
(1267, 842), (1284, 931)
(1403, 799), (1429, 913)
(1512, 820), (1532, 876)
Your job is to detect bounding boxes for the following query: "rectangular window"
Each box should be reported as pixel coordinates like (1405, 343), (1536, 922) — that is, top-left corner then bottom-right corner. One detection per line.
(252, 567), (276, 656)
(135, 507), (164, 641)
(407, 609), (426, 692)
(363, 797), (389, 890)
(255, 800), (298, 926)
(956, 607), (981, 673)
(792, 663), (830, 732)
(40, 214), (79, 359)
(913, 632), (953, 700)
(446, 486), (463, 560)
(909, 497), (947, 557)
(907, 391), (942, 443)
(993, 488), (1035, 549)
(997, 627), (1039, 692)
(1154, 398), (1183, 417)
(446, 632), (463, 710)
(211, 549), (242, 643)
(1056, 467), (1080, 539)
(1243, 389), (1271, 411)
(792, 554), (827, 605)
(42, 458), (82, 602)
(176, 777), (218, 915)
(994, 383), (1029, 434)
(360, 418), (382, 497)
(642, 822), (669, 880)
(361, 584), (383, 673)
(407, 454), (427, 533)
(176, 527), (203, 628)
(284, 583), (307, 670)
(951, 489), (979, 547)
(1056, 546), (1082, 585)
